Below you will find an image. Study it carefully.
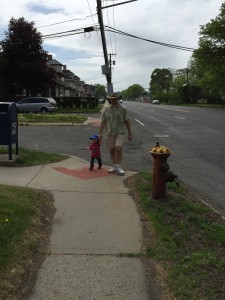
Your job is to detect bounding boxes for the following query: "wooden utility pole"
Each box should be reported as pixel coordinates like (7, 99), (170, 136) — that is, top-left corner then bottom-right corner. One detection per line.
(96, 0), (112, 94)
(96, 0), (138, 94)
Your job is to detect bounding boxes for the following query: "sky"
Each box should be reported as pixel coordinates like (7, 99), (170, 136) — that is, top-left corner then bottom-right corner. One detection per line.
(0, 0), (224, 92)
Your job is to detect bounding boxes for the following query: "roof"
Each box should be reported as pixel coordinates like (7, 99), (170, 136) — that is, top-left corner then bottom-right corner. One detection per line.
(48, 59), (63, 66)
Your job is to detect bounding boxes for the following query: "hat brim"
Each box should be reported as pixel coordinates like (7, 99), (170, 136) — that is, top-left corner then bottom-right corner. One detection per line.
(107, 95), (122, 100)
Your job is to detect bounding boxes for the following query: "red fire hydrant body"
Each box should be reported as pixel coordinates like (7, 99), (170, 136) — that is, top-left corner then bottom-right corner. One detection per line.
(150, 142), (178, 200)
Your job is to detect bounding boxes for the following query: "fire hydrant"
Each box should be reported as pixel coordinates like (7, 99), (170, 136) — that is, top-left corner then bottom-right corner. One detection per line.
(150, 141), (178, 200)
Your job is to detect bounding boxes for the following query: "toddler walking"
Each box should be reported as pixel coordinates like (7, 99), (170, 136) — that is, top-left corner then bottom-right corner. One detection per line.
(84, 135), (102, 171)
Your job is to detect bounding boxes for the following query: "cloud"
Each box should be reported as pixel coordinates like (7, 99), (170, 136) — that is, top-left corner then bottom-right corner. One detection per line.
(27, 4), (65, 15)
(0, 0), (224, 90)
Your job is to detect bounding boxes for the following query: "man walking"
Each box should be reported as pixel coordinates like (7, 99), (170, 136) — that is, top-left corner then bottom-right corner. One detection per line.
(99, 93), (132, 175)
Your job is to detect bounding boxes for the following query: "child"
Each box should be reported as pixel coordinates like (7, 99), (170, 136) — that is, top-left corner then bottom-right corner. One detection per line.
(83, 135), (102, 171)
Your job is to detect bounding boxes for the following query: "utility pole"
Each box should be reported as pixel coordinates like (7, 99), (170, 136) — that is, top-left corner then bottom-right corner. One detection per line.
(96, 0), (113, 94)
(96, 0), (138, 94)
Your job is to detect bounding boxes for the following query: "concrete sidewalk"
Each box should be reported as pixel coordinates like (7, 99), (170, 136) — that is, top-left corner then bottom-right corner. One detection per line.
(0, 156), (162, 299)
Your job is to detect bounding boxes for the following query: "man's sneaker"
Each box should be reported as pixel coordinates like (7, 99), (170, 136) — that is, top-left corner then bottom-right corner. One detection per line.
(116, 165), (125, 175)
(108, 165), (116, 173)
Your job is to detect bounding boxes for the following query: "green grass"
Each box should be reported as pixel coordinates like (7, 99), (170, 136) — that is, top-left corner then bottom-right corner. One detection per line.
(174, 103), (225, 110)
(0, 184), (54, 299)
(135, 171), (225, 300)
(0, 185), (48, 268)
(18, 113), (87, 124)
(58, 105), (103, 114)
(0, 146), (68, 166)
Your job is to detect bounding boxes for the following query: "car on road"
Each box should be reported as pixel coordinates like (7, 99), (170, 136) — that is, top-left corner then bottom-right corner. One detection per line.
(16, 97), (58, 113)
(152, 100), (160, 105)
(118, 99), (123, 104)
(99, 98), (105, 104)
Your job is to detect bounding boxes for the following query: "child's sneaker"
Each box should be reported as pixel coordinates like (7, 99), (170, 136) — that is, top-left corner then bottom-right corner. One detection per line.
(108, 165), (116, 173)
(116, 165), (125, 175)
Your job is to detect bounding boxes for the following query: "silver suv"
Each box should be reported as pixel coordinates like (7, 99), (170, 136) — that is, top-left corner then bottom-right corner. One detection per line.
(16, 97), (58, 113)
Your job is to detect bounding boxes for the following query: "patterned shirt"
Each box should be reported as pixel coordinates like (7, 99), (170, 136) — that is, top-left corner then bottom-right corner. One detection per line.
(101, 104), (129, 135)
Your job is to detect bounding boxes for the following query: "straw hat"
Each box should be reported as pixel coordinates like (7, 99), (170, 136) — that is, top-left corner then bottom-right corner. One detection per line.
(106, 93), (122, 100)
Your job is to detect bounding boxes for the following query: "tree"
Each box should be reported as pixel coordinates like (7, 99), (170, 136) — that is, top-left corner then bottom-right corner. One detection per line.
(0, 17), (52, 99)
(192, 3), (225, 101)
(121, 84), (145, 100)
(149, 68), (173, 101)
(95, 84), (107, 98)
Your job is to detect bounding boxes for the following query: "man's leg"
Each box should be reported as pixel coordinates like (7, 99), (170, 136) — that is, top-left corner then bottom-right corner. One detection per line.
(115, 146), (122, 165)
(109, 148), (116, 164)
(107, 136), (124, 174)
(114, 135), (125, 175)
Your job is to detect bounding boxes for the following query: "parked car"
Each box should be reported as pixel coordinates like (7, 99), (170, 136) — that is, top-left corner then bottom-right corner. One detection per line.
(16, 97), (58, 113)
(118, 99), (123, 104)
(152, 100), (160, 105)
(99, 98), (105, 104)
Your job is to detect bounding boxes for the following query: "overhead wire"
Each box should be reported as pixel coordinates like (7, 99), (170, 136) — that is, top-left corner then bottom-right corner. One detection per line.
(105, 1), (114, 55)
(111, 0), (117, 78)
(37, 14), (97, 28)
(112, 1), (117, 55)
(104, 25), (196, 52)
(42, 28), (85, 40)
(86, 0), (102, 47)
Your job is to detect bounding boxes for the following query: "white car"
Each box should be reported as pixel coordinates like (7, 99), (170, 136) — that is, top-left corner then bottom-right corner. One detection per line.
(152, 100), (160, 105)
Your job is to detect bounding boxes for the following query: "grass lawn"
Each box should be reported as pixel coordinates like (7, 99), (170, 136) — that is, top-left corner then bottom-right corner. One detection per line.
(18, 113), (87, 124)
(0, 184), (55, 299)
(0, 147), (66, 298)
(17, 104), (103, 124)
(0, 147), (69, 167)
(126, 172), (225, 300)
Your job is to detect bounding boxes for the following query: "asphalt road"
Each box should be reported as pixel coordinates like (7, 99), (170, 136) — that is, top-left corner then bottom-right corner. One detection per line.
(127, 101), (225, 216)
(18, 103), (225, 216)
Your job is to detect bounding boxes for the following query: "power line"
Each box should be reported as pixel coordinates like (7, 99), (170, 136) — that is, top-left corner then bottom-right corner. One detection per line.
(42, 28), (84, 37)
(37, 14), (97, 28)
(57, 56), (103, 59)
(86, 0), (102, 46)
(105, 25), (196, 52)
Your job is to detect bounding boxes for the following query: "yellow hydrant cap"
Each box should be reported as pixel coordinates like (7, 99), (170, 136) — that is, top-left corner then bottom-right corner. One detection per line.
(150, 142), (171, 155)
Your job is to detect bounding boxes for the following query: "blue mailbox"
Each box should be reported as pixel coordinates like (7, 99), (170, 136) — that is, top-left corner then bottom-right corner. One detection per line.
(0, 102), (18, 160)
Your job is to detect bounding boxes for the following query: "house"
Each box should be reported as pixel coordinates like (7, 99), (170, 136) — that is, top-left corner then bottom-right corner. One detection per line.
(47, 56), (66, 97)
(48, 56), (96, 98)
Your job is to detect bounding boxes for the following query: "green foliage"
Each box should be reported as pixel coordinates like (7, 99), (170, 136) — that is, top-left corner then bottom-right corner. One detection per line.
(121, 84), (145, 100)
(192, 3), (225, 101)
(0, 17), (52, 98)
(150, 68), (173, 101)
(148, 3), (225, 104)
(95, 84), (107, 98)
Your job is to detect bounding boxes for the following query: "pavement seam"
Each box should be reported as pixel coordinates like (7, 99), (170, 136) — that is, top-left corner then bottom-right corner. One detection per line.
(48, 189), (129, 195)
(48, 253), (144, 256)
(25, 164), (46, 187)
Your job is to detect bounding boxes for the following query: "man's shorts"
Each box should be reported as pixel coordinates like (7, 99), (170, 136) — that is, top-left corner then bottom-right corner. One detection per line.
(105, 134), (125, 148)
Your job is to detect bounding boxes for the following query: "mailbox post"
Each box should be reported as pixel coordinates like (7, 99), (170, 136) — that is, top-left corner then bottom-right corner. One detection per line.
(0, 102), (18, 160)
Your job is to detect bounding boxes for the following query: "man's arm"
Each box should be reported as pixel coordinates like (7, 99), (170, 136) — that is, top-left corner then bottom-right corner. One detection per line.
(125, 119), (132, 142)
(99, 120), (106, 144)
